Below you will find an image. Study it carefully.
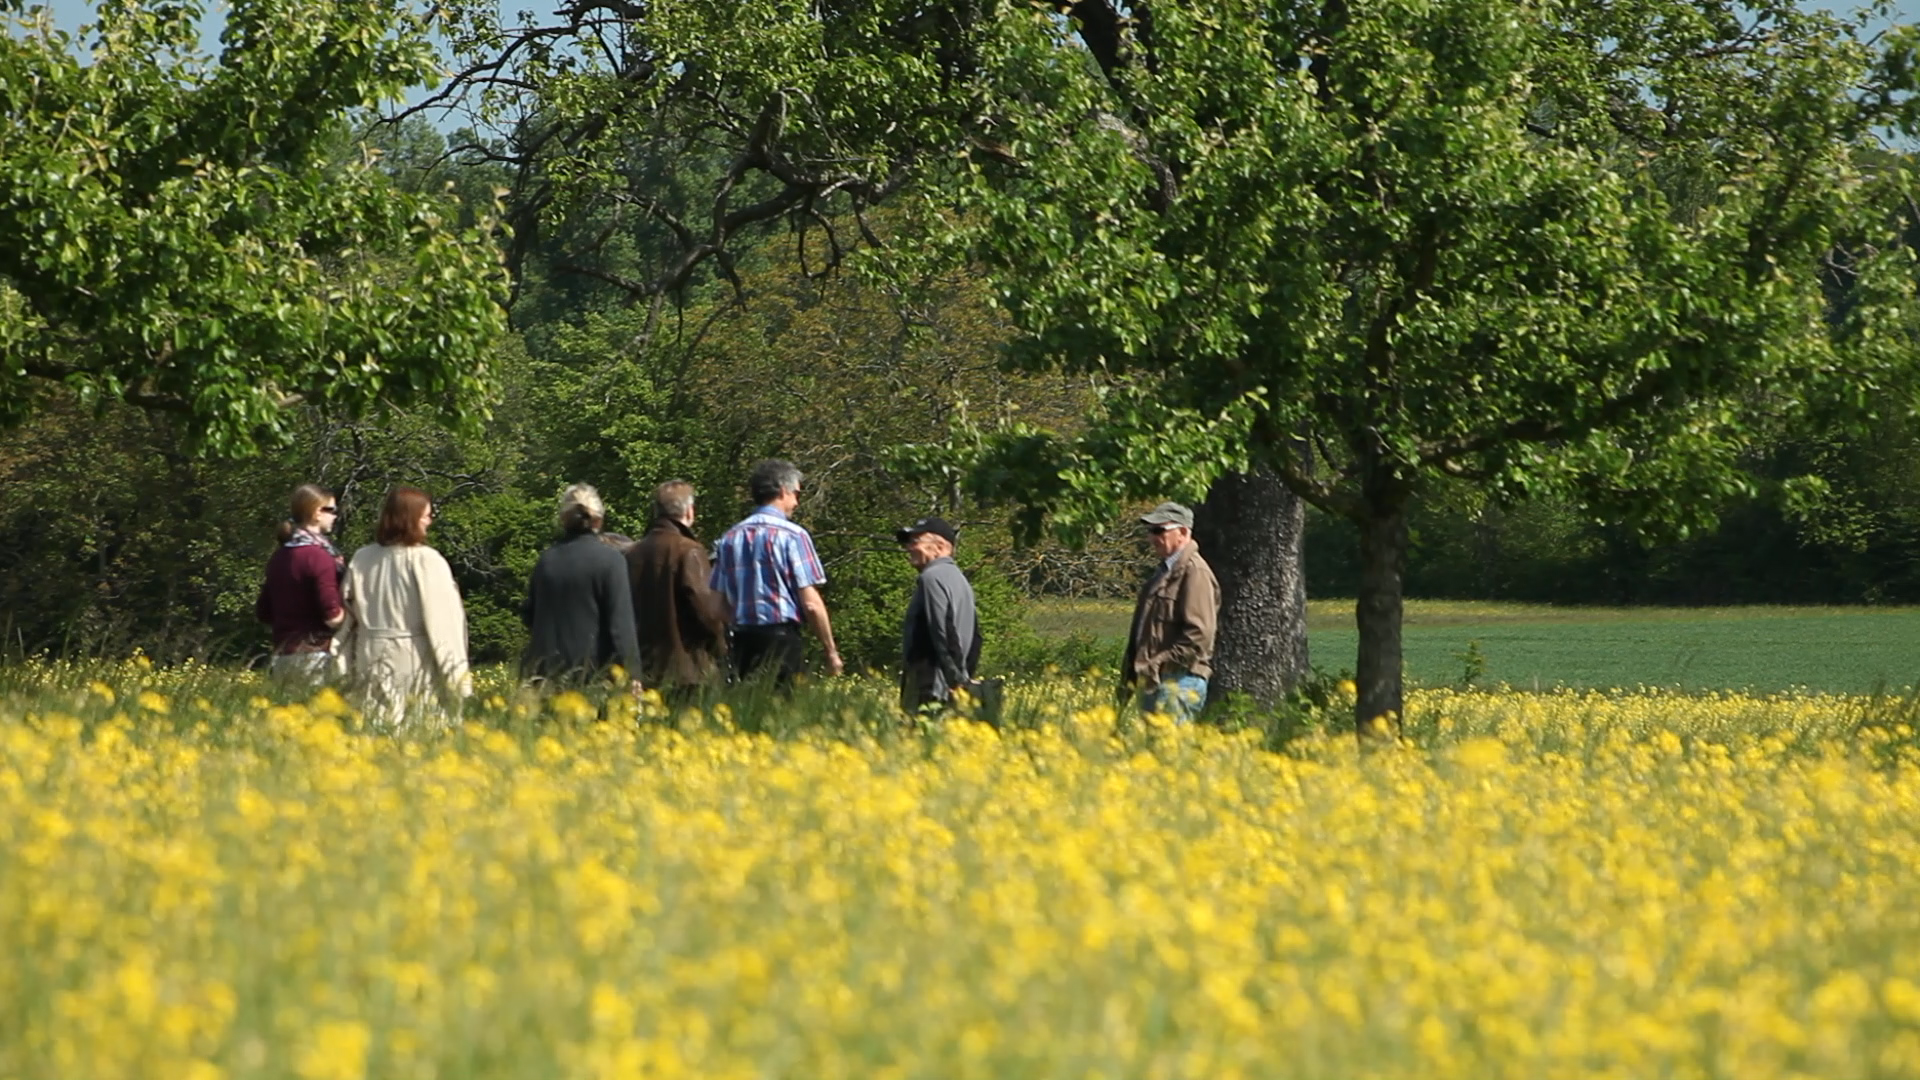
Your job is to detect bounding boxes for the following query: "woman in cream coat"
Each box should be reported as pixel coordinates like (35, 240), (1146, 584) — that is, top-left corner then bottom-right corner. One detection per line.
(336, 486), (471, 728)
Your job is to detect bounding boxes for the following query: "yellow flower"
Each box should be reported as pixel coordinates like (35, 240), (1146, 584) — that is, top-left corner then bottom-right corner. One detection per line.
(294, 1020), (371, 1080)
(550, 691), (596, 724)
(8, 669), (1920, 1080)
(1886, 977), (1920, 1024)
(308, 687), (351, 718)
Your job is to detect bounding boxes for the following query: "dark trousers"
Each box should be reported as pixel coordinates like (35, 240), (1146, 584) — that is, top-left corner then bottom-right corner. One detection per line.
(732, 623), (805, 687)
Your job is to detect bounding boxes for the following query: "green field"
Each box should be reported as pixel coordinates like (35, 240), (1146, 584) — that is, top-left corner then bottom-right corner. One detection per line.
(1031, 599), (1920, 694)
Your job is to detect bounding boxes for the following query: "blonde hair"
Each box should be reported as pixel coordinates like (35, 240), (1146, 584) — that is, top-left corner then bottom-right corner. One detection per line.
(557, 483), (606, 535)
(277, 483), (333, 542)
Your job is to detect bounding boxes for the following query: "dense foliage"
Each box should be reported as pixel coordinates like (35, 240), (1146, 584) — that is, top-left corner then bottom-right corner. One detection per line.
(0, 0), (506, 454)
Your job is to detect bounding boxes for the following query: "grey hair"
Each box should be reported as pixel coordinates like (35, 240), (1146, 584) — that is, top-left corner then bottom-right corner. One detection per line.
(651, 480), (696, 522)
(748, 459), (803, 505)
(556, 483), (606, 534)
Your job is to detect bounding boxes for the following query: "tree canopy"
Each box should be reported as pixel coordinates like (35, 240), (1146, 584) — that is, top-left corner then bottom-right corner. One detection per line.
(11, 0), (1920, 724)
(0, 0), (507, 454)
(427, 0), (993, 323)
(915, 0), (1920, 731)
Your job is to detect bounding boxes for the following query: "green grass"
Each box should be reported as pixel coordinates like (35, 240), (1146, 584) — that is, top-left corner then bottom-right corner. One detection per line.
(1030, 598), (1920, 694)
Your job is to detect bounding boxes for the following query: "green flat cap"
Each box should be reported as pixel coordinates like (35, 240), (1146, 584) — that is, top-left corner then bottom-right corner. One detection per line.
(1139, 501), (1194, 528)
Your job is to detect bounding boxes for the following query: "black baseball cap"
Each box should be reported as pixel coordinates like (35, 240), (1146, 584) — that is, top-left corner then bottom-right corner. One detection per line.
(894, 516), (959, 545)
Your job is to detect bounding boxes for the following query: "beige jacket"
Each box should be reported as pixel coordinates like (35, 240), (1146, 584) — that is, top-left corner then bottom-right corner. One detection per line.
(336, 543), (471, 729)
(1120, 541), (1220, 693)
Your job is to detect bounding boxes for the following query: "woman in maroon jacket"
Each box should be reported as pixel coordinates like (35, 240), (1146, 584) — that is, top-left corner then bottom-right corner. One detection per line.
(256, 484), (346, 684)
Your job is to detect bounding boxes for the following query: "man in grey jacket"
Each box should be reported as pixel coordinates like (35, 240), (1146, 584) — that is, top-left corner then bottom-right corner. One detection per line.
(895, 516), (979, 712)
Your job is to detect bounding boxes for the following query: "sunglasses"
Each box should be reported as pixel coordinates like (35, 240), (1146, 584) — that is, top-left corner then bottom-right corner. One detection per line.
(1147, 524), (1181, 534)
(319, 506), (339, 515)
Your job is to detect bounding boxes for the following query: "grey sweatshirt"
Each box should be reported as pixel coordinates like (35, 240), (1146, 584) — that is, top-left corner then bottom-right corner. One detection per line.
(901, 556), (976, 700)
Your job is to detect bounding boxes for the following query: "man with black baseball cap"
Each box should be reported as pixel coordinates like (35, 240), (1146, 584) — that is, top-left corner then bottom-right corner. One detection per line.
(895, 515), (980, 713)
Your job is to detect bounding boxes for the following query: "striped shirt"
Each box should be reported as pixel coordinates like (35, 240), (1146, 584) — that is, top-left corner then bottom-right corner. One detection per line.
(710, 505), (827, 626)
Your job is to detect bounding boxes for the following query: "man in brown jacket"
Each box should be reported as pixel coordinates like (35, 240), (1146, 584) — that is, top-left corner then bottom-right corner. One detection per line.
(627, 481), (730, 694)
(1119, 501), (1220, 722)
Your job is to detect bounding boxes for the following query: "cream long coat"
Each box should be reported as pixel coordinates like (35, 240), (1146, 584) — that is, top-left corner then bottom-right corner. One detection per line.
(336, 542), (471, 728)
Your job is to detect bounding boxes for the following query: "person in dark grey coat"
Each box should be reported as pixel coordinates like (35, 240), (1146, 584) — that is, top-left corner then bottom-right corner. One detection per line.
(521, 484), (643, 694)
(895, 516), (979, 712)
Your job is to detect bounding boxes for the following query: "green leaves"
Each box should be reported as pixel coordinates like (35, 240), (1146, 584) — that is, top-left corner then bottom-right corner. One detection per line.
(896, 383), (1264, 545)
(940, 0), (1919, 539)
(0, 0), (506, 456)
(430, 0), (993, 308)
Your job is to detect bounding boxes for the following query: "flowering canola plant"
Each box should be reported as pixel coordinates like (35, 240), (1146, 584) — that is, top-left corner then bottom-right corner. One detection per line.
(4, 664), (1920, 1079)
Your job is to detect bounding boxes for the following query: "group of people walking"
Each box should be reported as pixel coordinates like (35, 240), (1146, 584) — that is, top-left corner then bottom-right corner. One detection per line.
(256, 458), (1222, 726)
(256, 484), (471, 726)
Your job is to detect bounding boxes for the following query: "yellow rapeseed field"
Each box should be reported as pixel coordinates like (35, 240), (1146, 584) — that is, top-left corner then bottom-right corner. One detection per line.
(4, 659), (1920, 1079)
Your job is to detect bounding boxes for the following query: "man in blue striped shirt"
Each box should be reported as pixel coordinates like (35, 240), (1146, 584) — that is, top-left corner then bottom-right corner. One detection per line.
(710, 459), (843, 685)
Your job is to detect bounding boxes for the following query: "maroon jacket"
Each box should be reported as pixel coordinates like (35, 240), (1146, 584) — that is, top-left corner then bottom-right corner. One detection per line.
(256, 540), (345, 654)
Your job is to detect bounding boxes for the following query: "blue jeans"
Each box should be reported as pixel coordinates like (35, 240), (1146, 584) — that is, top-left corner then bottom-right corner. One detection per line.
(1142, 674), (1208, 724)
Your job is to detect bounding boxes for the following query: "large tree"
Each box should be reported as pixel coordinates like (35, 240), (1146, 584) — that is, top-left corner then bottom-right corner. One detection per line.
(0, 0), (506, 455)
(432, 0), (1920, 729)
(427, 0), (997, 314)
(925, 0), (1920, 734)
(429, 0), (1316, 701)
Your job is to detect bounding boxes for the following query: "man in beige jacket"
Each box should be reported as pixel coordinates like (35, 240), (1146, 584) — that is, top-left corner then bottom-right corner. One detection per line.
(1119, 501), (1220, 722)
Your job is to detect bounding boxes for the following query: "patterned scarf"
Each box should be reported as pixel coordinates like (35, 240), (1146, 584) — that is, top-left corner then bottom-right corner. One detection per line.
(284, 527), (345, 581)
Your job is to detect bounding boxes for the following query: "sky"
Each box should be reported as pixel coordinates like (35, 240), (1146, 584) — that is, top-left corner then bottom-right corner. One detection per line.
(35, 0), (1920, 39)
(32, 0), (1920, 50)
(29, 0), (499, 122)
(25, 0), (1920, 126)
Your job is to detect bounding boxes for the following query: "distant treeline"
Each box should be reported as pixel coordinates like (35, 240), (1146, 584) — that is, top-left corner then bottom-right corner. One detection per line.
(5, 384), (1916, 671)
(1310, 496), (1920, 608)
(1309, 421), (1920, 606)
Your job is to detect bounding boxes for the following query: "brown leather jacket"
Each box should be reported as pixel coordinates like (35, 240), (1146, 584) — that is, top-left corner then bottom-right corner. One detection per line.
(626, 518), (730, 687)
(1120, 542), (1220, 692)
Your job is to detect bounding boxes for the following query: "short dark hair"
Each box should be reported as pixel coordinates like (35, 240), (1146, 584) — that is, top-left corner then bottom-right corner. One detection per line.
(748, 460), (803, 505)
(376, 486), (432, 547)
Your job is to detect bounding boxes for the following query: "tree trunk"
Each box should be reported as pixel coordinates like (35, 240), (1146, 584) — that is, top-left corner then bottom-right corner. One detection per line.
(1354, 496), (1409, 740)
(1193, 467), (1310, 707)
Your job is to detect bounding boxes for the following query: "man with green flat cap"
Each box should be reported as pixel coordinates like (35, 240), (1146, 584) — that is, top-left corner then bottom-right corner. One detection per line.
(1120, 501), (1219, 722)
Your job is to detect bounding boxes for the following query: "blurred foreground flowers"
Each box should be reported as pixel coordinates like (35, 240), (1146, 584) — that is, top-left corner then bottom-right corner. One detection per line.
(3, 660), (1920, 1078)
